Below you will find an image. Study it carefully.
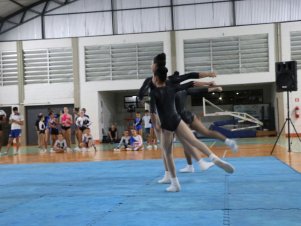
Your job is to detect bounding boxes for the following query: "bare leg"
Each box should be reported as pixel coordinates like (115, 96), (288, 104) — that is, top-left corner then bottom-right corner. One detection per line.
(161, 129), (175, 177)
(180, 139), (214, 172)
(191, 116), (226, 141)
(181, 115), (226, 166)
(161, 129), (181, 192)
(152, 114), (168, 172)
(76, 129), (81, 148)
(178, 142), (195, 173)
(183, 146), (193, 165)
(176, 122), (211, 157)
(176, 121), (234, 174)
(190, 116), (238, 153)
(51, 135), (57, 148)
(36, 131), (41, 148)
(15, 137), (20, 153)
(6, 137), (13, 153)
(64, 129), (71, 148)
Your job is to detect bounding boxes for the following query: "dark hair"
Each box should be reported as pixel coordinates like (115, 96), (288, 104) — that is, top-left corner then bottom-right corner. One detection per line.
(154, 66), (168, 82)
(153, 53), (166, 68)
(13, 107), (18, 111)
(168, 71), (180, 81)
(173, 71), (180, 76)
(74, 107), (80, 112)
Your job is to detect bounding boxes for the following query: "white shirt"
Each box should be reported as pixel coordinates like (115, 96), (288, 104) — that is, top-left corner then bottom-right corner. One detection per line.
(82, 133), (94, 143)
(76, 116), (91, 128)
(54, 139), (67, 149)
(142, 115), (151, 129)
(9, 113), (24, 130)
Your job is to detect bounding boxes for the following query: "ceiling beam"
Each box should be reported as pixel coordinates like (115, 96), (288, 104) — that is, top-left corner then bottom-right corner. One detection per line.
(9, 0), (42, 16)
(0, 0), (78, 35)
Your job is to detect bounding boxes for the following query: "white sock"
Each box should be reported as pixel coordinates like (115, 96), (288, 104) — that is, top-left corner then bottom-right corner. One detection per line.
(166, 177), (181, 192)
(224, 139), (238, 153)
(158, 171), (171, 184)
(198, 159), (214, 171)
(209, 154), (234, 174)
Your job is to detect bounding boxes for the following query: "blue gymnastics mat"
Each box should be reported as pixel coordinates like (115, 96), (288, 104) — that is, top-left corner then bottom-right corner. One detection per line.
(0, 157), (301, 226)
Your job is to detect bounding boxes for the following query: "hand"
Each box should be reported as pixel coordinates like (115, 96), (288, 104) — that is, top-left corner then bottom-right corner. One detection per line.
(193, 81), (211, 87)
(208, 81), (216, 86)
(199, 71), (216, 78)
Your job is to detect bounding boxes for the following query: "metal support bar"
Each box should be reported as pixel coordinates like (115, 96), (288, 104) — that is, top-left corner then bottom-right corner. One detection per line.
(0, 0), (79, 35)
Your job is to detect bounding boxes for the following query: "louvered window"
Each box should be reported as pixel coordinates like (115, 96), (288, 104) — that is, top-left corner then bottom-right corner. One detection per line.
(0, 51), (18, 86)
(291, 31), (301, 70)
(24, 48), (73, 84)
(85, 42), (163, 81)
(184, 34), (269, 74)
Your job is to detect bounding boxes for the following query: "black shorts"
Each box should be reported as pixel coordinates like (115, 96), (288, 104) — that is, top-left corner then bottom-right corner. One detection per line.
(51, 128), (59, 135)
(79, 127), (87, 132)
(61, 126), (71, 130)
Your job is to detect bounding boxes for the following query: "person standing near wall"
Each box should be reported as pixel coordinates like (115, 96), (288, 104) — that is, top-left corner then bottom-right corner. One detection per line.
(35, 113), (43, 149)
(5, 107), (24, 155)
(73, 107), (80, 151)
(38, 115), (47, 152)
(60, 107), (73, 151)
(142, 110), (152, 150)
(76, 110), (92, 150)
(0, 110), (7, 153)
(48, 111), (59, 152)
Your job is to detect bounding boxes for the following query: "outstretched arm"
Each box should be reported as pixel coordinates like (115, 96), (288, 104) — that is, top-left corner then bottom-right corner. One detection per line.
(138, 77), (152, 101)
(169, 71), (216, 84)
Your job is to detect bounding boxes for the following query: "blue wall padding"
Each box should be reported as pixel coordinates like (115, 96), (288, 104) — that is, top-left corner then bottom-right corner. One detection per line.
(210, 124), (257, 138)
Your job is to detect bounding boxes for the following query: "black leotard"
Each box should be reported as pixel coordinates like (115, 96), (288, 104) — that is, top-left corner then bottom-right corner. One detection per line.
(150, 82), (194, 131)
(138, 73), (199, 101)
(139, 72), (200, 114)
(175, 87), (208, 125)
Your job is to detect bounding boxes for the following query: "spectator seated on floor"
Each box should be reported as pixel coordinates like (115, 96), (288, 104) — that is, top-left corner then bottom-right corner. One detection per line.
(108, 124), (118, 143)
(128, 129), (144, 151)
(114, 130), (131, 151)
(80, 128), (96, 152)
(53, 133), (67, 153)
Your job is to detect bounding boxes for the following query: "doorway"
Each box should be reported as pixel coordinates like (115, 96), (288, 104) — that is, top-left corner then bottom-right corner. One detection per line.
(25, 104), (74, 145)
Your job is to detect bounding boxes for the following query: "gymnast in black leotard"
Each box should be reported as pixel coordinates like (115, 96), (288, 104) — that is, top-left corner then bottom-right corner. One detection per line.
(150, 65), (235, 192)
(139, 53), (224, 184)
(171, 72), (239, 174)
(139, 72), (215, 183)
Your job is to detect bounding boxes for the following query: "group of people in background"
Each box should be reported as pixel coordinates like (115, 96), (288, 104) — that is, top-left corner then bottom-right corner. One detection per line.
(35, 107), (95, 153)
(108, 110), (157, 152)
(0, 106), (96, 156)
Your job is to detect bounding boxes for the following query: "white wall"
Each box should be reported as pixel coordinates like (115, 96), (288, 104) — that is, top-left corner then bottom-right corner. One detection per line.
(175, 24), (276, 85)
(0, 42), (18, 106)
(1, 22), (301, 141)
(99, 91), (116, 136)
(22, 38), (74, 106)
(78, 32), (172, 140)
(280, 22), (301, 134)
